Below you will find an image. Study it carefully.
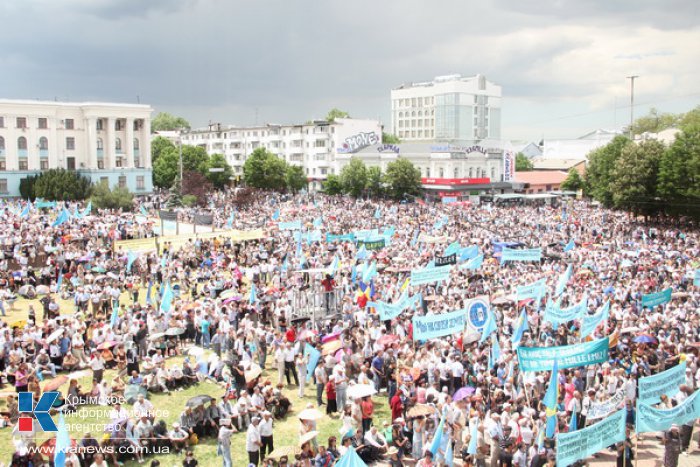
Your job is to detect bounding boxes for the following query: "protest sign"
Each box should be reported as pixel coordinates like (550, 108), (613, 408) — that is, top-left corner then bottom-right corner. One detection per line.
(278, 220), (302, 230)
(413, 309), (466, 341)
(641, 288), (672, 308)
(543, 294), (588, 325)
(465, 297), (490, 330)
(411, 265), (452, 286)
(638, 361), (686, 405)
(517, 337), (609, 372)
(377, 292), (422, 321)
(516, 279), (546, 302)
(636, 389), (700, 433)
(417, 233), (448, 244)
(325, 233), (356, 243)
(587, 389), (626, 421)
(434, 254), (457, 267)
(358, 238), (386, 251)
(500, 247), (542, 263)
(556, 409), (626, 466)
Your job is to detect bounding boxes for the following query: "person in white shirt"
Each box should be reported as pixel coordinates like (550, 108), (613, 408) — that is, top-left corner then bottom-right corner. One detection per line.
(246, 417), (262, 466)
(259, 410), (274, 458)
(133, 394), (154, 421)
(89, 354), (105, 384)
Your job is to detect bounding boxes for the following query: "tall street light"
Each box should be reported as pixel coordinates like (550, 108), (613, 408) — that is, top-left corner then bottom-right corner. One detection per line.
(627, 75), (639, 140)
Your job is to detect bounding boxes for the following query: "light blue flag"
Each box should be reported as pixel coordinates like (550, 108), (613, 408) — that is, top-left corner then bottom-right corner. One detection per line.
(569, 404), (577, 432)
(51, 209), (69, 227)
(479, 310), (496, 344)
(429, 413), (446, 455)
(334, 447), (368, 467)
(54, 412), (70, 467)
(536, 425), (546, 450)
(543, 360), (559, 411)
(374, 208), (381, 219)
(356, 245), (368, 261)
(511, 310), (528, 348)
(444, 241), (460, 257)
(362, 261), (377, 283)
(545, 413), (557, 438)
(299, 253), (307, 268)
(140, 205), (148, 216)
(563, 238), (575, 252)
(329, 256), (340, 275)
(313, 216), (323, 228)
(458, 245), (479, 262)
(109, 304), (119, 329)
(56, 271), (63, 291)
(82, 201), (92, 217)
(555, 264), (573, 297)
(249, 283), (257, 304)
(580, 300), (610, 338)
(227, 211), (235, 228)
(467, 422), (478, 455)
(160, 282), (174, 313)
(20, 203), (30, 218)
(410, 229), (420, 247)
(281, 256), (289, 273)
(272, 208), (280, 221)
(460, 254), (484, 271)
(694, 269), (700, 287)
(304, 343), (321, 383)
(491, 334), (501, 363)
(126, 251), (138, 273)
(444, 438), (454, 467)
(351, 265), (357, 284)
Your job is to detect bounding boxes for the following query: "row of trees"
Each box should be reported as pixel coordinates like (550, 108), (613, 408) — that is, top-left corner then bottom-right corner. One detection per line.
(323, 157), (422, 200)
(18, 169), (134, 210)
(581, 126), (699, 218)
(151, 136), (233, 191)
(242, 148), (308, 193)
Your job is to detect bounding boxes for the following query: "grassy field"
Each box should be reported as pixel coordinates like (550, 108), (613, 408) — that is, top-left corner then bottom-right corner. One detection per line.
(0, 292), (391, 466)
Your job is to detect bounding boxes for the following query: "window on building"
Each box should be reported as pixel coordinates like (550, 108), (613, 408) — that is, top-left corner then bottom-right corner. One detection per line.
(133, 138), (139, 150)
(115, 138), (122, 151)
(314, 140), (326, 148)
(118, 176), (127, 188)
(40, 160), (48, 170)
(116, 157), (123, 168)
(0, 160), (5, 171)
(0, 117), (4, 128)
(64, 119), (74, 130)
(97, 138), (104, 150)
(96, 119), (103, 130)
(115, 119), (123, 131)
(426, 167), (430, 177)
(454, 167), (459, 178)
(39, 137), (48, 150)
(491, 167), (495, 180)
(136, 176), (145, 190)
(18, 159), (28, 170)
(100, 177), (109, 186)
(133, 120), (141, 130)
(18, 137), (27, 150)
(38, 118), (48, 129)
(469, 167), (473, 178)
(0, 136), (4, 151)
(0, 179), (7, 193)
(97, 160), (105, 169)
(16, 117), (27, 129)
(66, 137), (75, 150)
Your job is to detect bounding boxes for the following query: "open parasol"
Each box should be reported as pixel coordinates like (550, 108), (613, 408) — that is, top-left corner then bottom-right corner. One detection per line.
(245, 363), (263, 382)
(347, 384), (377, 400)
(452, 386), (476, 401)
(297, 408), (324, 420)
(299, 430), (319, 446)
(407, 404), (437, 418)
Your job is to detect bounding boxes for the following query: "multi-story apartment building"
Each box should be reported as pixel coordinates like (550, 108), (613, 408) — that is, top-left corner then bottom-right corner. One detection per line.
(390, 74), (501, 143)
(0, 99), (153, 196)
(181, 118), (382, 191)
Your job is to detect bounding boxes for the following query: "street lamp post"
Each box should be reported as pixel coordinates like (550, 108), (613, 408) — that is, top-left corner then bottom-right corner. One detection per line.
(627, 75), (639, 140)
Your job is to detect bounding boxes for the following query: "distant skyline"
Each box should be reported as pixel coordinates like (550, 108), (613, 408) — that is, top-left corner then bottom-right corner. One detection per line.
(2, 0), (699, 140)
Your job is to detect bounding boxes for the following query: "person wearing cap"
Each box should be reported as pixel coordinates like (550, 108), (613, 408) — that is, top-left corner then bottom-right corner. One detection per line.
(169, 422), (189, 454)
(218, 418), (235, 467)
(246, 416), (262, 466)
(259, 411), (274, 458)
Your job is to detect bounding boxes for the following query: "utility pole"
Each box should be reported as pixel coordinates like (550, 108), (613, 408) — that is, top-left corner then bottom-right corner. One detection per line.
(627, 76), (639, 140)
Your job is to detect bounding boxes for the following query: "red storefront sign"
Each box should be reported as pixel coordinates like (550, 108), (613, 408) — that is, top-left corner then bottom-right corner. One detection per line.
(421, 177), (490, 185)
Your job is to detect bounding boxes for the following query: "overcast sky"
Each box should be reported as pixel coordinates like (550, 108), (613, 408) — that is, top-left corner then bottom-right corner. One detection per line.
(2, 0), (699, 140)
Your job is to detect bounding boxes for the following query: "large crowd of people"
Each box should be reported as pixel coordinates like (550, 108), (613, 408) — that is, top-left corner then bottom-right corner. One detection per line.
(0, 189), (698, 467)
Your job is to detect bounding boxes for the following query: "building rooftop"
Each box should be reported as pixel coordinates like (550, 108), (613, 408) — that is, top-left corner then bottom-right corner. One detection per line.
(0, 98), (152, 109)
(531, 158), (586, 171)
(515, 170), (569, 185)
(393, 74), (492, 90)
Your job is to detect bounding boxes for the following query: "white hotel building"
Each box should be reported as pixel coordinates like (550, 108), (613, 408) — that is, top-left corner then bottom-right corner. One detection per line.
(181, 118), (382, 191)
(391, 74), (502, 143)
(0, 99), (153, 197)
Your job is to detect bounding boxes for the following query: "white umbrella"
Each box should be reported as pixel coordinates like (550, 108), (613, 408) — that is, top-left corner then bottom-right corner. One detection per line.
(46, 328), (65, 344)
(299, 430), (319, 446)
(245, 363), (263, 382)
(188, 346), (204, 357)
(297, 408), (323, 420)
(148, 332), (166, 341)
(347, 384), (377, 399)
(36, 285), (50, 295)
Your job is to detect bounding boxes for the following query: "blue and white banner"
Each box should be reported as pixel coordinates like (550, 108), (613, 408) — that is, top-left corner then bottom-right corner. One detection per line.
(543, 294), (588, 325)
(413, 309), (467, 341)
(554, 264), (573, 297)
(500, 247), (541, 263)
(556, 409), (626, 467)
(410, 265), (452, 286)
(458, 245), (479, 262)
(580, 301), (610, 338)
(636, 389), (700, 433)
(466, 297), (490, 331)
(377, 292), (422, 321)
(278, 220), (302, 230)
(459, 254), (483, 270)
(516, 279), (546, 302)
(641, 288), (672, 308)
(517, 337), (609, 372)
(444, 241), (460, 257)
(353, 229), (379, 241)
(638, 361), (686, 405)
(326, 233), (357, 243)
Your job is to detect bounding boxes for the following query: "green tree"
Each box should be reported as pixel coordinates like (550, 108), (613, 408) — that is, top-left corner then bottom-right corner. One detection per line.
(181, 145), (210, 173)
(382, 133), (401, 144)
(630, 107), (680, 136)
(151, 136), (176, 165)
(384, 158), (422, 200)
(340, 157), (368, 197)
(322, 174), (343, 195)
(515, 153), (534, 171)
(152, 149), (180, 189)
(151, 112), (191, 132)
(610, 140), (664, 217)
(204, 153), (233, 189)
(243, 148), (287, 190)
(325, 108), (350, 122)
(285, 165), (308, 193)
(366, 166), (384, 198)
(585, 136), (631, 207)
(90, 183), (134, 211)
(32, 169), (92, 201)
(658, 126), (700, 217)
(19, 175), (38, 200)
(679, 105), (700, 131)
(560, 168), (584, 192)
